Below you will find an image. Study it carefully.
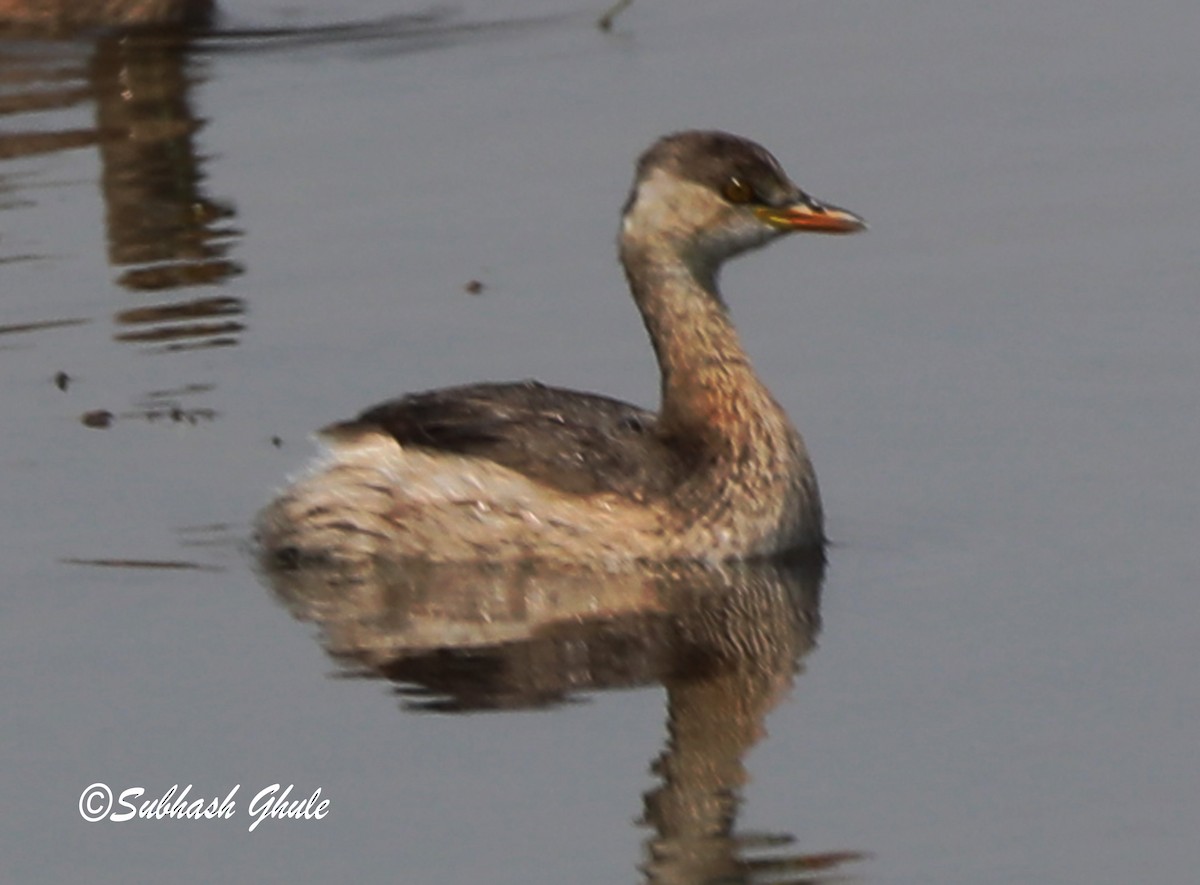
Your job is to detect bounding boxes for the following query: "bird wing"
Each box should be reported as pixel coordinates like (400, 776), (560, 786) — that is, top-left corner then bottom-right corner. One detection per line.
(321, 380), (681, 500)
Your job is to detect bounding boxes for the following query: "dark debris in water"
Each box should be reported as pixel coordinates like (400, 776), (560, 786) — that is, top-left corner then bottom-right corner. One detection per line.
(60, 557), (224, 572)
(143, 405), (218, 424)
(0, 317), (91, 337)
(81, 409), (113, 428)
(143, 383), (215, 400)
(79, 405), (219, 428)
(190, 8), (570, 59)
(597, 0), (634, 31)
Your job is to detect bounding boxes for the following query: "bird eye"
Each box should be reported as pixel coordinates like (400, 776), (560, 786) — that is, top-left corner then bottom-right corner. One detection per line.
(722, 177), (755, 204)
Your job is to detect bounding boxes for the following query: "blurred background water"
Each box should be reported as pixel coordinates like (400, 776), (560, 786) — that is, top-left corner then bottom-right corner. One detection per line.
(2, 2), (1197, 883)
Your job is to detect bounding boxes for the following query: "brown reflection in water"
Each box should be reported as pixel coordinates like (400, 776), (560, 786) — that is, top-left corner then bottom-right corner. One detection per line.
(0, 29), (243, 346)
(0, 41), (94, 162)
(114, 295), (242, 349)
(1, 28), (243, 429)
(261, 553), (869, 883)
(88, 33), (244, 350)
(0, 1), (213, 33)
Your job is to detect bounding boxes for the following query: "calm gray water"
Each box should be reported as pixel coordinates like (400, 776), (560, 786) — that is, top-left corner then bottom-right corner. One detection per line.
(3, 1), (1198, 883)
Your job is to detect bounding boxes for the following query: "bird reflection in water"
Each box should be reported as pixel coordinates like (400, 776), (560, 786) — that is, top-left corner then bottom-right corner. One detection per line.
(261, 552), (869, 883)
(90, 33), (245, 350)
(1, 25), (243, 427)
(0, 31), (244, 344)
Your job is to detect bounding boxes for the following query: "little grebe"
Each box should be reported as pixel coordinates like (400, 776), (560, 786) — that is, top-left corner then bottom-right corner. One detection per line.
(258, 131), (865, 565)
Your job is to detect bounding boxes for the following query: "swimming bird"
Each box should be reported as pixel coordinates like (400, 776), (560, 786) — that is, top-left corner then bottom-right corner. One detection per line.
(258, 130), (865, 566)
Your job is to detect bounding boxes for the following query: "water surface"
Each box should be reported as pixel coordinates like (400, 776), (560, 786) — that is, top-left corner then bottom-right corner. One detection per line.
(3, 2), (1198, 883)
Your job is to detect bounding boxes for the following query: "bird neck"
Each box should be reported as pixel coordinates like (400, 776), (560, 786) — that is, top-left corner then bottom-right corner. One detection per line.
(619, 235), (783, 447)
